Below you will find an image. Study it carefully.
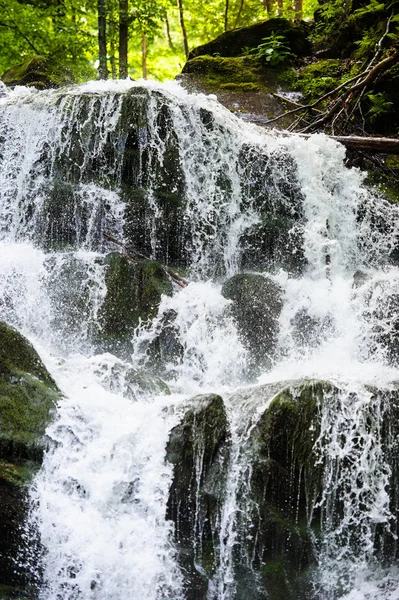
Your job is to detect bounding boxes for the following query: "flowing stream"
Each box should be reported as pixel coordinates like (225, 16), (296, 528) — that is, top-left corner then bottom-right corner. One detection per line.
(1, 80), (399, 600)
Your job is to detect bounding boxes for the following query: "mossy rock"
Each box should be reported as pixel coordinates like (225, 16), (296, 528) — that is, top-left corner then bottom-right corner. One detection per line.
(0, 322), (60, 592)
(240, 211), (305, 273)
(238, 380), (328, 599)
(0, 321), (59, 459)
(97, 253), (173, 356)
(188, 18), (312, 59)
(1, 56), (74, 89)
(144, 309), (184, 377)
(97, 360), (170, 400)
(180, 54), (298, 127)
(0, 585), (35, 599)
(182, 55), (267, 91)
(222, 274), (283, 375)
(166, 394), (230, 593)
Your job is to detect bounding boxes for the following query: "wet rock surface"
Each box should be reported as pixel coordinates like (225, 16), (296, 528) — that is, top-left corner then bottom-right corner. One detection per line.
(0, 321), (60, 594)
(222, 274), (283, 374)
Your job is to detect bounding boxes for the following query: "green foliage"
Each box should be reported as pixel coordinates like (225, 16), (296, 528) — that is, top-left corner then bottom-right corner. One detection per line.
(365, 91), (393, 123)
(0, 0), (320, 81)
(246, 34), (295, 67)
(351, 0), (385, 18)
(0, 0), (97, 80)
(296, 59), (341, 102)
(313, 0), (346, 40)
(354, 28), (380, 57)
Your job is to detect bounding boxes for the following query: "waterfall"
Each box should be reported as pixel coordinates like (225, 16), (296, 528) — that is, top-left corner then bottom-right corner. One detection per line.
(1, 80), (399, 600)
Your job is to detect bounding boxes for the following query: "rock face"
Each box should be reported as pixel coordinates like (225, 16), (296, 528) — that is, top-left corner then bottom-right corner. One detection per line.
(166, 380), (399, 599)
(1, 56), (74, 89)
(222, 274), (284, 373)
(3, 86), (306, 276)
(0, 321), (60, 596)
(166, 394), (230, 599)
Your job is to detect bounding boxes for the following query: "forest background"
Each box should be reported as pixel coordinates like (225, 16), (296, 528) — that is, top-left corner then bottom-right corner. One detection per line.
(0, 0), (320, 81)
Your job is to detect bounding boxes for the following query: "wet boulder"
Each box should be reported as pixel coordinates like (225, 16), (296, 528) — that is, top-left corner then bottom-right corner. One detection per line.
(93, 358), (170, 400)
(217, 379), (327, 600)
(144, 309), (184, 377)
(166, 394), (230, 599)
(97, 253), (173, 358)
(0, 321), (60, 594)
(222, 274), (283, 374)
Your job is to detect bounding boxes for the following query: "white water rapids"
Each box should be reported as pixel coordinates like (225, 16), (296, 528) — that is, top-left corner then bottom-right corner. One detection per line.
(1, 80), (399, 600)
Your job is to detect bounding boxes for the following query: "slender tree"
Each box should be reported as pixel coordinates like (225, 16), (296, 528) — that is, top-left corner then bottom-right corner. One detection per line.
(224, 0), (229, 31)
(233, 0), (245, 27)
(119, 0), (129, 78)
(142, 33), (148, 78)
(98, 0), (108, 79)
(177, 0), (189, 59)
(165, 13), (175, 52)
(108, 0), (118, 78)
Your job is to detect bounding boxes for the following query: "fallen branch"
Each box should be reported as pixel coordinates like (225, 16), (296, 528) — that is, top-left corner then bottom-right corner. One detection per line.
(300, 48), (399, 133)
(277, 132), (399, 154)
(329, 135), (399, 154)
(265, 44), (399, 133)
(264, 66), (371, 126)
(103, 232), (188, 288)
(271, 92), (322, 113)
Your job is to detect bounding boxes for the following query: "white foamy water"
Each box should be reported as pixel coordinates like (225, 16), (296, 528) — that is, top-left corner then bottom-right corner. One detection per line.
(1, 81), (399, 600)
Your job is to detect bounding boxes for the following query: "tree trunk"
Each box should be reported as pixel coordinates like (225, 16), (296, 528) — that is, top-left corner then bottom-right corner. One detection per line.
(224, 0), (229, 31)
(98, 0), (108, 79)
(294, 0), (302, 20)
(142, 33), (147, 79)
(277, 0), (283, 16)
(119, 0), (128, 79)
(165, 14), (175, 52)
(263, 0), (274, 17)
(234, 0), (245, 26)
(109, 5), (118, 79)
(177, 0), (189, 59)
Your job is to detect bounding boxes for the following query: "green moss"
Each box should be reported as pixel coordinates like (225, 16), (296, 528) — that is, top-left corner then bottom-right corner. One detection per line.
(201, 540), (215, 576)
(219, 81), (262, 91)
(0, 322), (60, 461)
(0, 460), (38, 486)
(261, 558), (292, 600)
(386, 155), (399, 170)
(183, 55), (269, 92)
(1, 56), (74, 89)
(97, 254), (173, 354)
(0, 322), (56, 388)
(300, 59), (341, 78)
(364, 170), (399, 205)
(0, 584), (33, 600)
(0, 372), (58, 449)
(266, 380), (327, 464)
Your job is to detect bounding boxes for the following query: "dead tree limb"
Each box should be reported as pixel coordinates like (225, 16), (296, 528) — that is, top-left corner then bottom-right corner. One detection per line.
(300, 48), (399, 133)
(278, 133), (399, 154)
(329, 135), (399, 154)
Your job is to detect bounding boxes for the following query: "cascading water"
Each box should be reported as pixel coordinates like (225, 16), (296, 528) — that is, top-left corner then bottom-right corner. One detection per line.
(1, 80), (399, 600)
